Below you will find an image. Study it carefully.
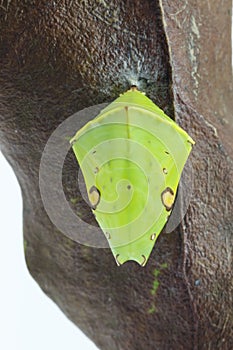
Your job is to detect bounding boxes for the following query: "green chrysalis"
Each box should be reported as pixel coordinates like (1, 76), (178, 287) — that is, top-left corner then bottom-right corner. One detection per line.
(70, 87), (195, 266)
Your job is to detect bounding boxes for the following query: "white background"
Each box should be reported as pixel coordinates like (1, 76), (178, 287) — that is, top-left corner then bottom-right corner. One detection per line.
(0, 154), (98, 350)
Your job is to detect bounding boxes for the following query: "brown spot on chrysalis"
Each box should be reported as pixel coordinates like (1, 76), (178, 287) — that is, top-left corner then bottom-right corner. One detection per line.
(94, 167), (99, 174)
(141, 255), (147, 267)
(187, 140), (193, 146)
(163, 168), (168, 174)
(106, 232), (111, 239)
(88, 186), (100, 210)
(115, 254), (121, 266)
(161, 187), (175, 211)
(150, 233), (156, 241)
(70, 139), (77, 147)
(127, 185), (131, 190)
(165, 151), (169, 154)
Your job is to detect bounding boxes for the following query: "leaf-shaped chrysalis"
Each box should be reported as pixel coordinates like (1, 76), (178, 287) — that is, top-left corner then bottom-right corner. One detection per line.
(70, 88), (195, 266)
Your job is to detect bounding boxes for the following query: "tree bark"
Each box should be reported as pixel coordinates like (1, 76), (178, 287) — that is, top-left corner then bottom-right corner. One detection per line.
(0, 1), (232, 349)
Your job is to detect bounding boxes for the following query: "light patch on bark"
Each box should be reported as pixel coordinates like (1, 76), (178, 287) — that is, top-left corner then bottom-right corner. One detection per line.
(0, 0), (11, 11)
(203, 119), (218, 137)
(188, 15), (200, 98)
(0, 0), (11, 20)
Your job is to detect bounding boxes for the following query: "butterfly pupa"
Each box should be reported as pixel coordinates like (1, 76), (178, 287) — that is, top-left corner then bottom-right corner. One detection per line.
(70, 87), (195, 266)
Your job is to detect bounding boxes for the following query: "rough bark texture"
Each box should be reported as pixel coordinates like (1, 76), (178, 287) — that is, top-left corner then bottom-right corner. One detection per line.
(0, 1), (232, 349)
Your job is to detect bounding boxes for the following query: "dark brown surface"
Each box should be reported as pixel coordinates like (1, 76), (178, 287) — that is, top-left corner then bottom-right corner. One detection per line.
(0, 1), (232, 349)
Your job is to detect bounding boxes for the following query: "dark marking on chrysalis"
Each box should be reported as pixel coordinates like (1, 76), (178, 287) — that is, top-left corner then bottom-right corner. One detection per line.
(106, 232), (111, 239)
(70, 139), (77, 147)
(163, 168), (168, 174)
(115, 254), (121, 266)
(165, 151), (169, 154)
(94, 167), (99, 174)
(141, 255), (147, 267)
(150, 233), (156, 241)
(161, 187), (174, 211)
(127, 185), (131, 190)
(89, 186), (100, 210)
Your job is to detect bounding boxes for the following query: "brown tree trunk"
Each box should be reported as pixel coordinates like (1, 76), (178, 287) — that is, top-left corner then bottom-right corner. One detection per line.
(0, 1), (232, 349)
